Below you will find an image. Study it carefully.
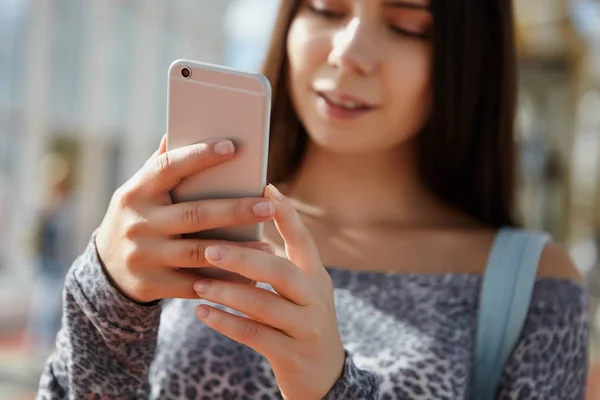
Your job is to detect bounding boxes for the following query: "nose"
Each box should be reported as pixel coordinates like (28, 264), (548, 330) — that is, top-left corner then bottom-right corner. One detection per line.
(327, 18), (379, 75)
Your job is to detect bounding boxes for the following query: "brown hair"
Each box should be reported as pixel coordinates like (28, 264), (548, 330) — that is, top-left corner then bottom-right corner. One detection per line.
(262, 0), (517, 228)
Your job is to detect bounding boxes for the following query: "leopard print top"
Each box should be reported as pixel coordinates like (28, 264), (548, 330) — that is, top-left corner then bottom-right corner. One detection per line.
(37, 235), (588, 399)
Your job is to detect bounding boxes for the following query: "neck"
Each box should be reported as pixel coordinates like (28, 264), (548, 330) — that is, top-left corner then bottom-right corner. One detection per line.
(286, 139), (452, 228)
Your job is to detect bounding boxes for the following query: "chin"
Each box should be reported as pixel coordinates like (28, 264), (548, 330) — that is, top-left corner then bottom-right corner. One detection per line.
(311, 137), (365, 154)
(306, 126), (393, 155)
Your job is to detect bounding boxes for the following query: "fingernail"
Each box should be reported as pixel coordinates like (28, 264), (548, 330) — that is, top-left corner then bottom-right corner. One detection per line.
(266, 184), (283, 201)
(252, 201), (274, 218)
(196, 306), (209, 319)
(205, 246), (224, 261)
(214, 140), (234, 156)
(194, 280), (209, 294)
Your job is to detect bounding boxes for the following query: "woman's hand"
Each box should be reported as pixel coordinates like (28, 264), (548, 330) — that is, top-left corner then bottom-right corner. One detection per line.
(95, 136), (276, 304)
(192, 184), (345, 400)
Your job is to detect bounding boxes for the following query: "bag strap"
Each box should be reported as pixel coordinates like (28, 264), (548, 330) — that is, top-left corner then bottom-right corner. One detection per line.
(470, 228), (550, 400)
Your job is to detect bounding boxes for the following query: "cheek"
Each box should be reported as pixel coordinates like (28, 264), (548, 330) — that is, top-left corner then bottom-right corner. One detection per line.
(287, 19), (309, 79)
(384, 49), (432, 126)
(286, 18), (333, 129)
(286, 18), (329, 88)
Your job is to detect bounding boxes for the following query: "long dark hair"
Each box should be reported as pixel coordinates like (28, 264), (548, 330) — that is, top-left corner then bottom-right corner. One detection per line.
(262, 0), (517, 228)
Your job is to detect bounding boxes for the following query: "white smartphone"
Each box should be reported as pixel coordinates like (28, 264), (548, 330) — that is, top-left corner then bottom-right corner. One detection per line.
(166, 59), (271, 282)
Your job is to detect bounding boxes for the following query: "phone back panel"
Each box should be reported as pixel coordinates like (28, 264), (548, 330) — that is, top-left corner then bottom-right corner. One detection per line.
(166, 60), (271, 243)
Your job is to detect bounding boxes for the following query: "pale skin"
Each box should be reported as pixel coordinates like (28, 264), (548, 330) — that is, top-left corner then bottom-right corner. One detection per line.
(96, 0), (582, 399)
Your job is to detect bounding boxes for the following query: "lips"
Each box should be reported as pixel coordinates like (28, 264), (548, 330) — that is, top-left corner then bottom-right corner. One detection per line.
(315, 91), (375, 111)
(313, 90), (376, 121)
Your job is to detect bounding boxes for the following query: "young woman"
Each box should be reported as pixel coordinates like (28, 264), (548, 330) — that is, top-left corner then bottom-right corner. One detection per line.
(37, 0), (588, 399)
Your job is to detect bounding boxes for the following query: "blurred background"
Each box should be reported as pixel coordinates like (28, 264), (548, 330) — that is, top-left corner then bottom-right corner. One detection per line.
(0, 0), (599, 398)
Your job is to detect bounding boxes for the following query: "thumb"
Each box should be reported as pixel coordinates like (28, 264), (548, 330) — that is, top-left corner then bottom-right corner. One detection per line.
(264, 184), (322, 274)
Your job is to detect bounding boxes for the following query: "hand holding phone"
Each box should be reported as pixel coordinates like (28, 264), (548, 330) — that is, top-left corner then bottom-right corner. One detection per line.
(95, 138), (275, 304)
(94, 60), (274, 302)
(166, 59), (272, 283)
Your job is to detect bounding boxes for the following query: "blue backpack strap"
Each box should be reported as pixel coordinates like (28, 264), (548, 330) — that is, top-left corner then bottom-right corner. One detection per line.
(470, 228), (551, 400)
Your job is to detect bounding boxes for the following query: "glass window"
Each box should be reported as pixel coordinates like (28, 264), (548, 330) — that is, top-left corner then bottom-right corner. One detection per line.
(224, 0), (279, 71)
(47, 0), (84, 126)
(108, 1), (136, 132)
(0, 0), (28, 107)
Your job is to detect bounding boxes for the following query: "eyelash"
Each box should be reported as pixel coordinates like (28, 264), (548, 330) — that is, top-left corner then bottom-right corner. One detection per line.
(307, 4), (345, 20)
(388, 26), (428, 40)
(307, 5), (428, 40)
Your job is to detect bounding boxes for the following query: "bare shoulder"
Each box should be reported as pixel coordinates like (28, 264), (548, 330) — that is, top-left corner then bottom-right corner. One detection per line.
(537, 242), (584, 285)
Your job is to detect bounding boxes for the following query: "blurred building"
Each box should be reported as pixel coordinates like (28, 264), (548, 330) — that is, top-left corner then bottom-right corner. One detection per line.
(514, 0), (600, 369)
(514, 0), (600, 248)
(0, 0), (235, 325)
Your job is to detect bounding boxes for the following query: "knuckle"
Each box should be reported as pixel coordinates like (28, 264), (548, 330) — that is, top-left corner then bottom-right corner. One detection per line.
(122, 217), (149, 240)
(123, 241), (147, 269)
(190, 143), (210, 157)
(114, 184), (137, 208)
(232, 200), (249, 220)
(189, 243), (206, 264)
(240, 322), (260, 344)
(184, 204), (206, 228)
(227, 247), (244, 265)
(206, 308), (222, 326)
(129, 278), (153, 301)
(183, 143), (210, 165)
(301, 323), (322, 341)
(251, 293), (274, 314)
(155, 152), (171, 176)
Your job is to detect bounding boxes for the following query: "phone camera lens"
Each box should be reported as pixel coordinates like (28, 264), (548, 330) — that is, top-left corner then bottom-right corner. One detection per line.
(181, 67), (191, 79)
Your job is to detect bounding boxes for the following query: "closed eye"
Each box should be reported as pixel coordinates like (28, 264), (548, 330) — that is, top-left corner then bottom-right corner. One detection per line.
(389, 25), (429, 40)
(307, 4), (346, 20)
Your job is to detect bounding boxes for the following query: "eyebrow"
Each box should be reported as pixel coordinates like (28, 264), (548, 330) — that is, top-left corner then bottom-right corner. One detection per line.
(382, 1), (431, 10)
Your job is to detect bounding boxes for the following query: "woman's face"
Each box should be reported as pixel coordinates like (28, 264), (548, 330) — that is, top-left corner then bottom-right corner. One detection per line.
(287, 0), (433, 154)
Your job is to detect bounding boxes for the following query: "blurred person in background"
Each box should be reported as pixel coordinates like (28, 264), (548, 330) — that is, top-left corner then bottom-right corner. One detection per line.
(27, 153), (75, 358)
(37, 1), (588, 399)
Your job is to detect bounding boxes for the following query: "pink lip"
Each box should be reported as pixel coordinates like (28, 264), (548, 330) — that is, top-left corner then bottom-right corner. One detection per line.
(314, 91), (376, 121)
(315, 90), (375, 108)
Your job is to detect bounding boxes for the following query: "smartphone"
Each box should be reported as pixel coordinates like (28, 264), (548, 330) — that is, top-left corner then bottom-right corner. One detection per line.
(166, 59), (271, 283)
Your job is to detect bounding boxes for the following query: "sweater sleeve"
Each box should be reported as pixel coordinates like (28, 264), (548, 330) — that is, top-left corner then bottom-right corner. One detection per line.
(496, 280), (589, 400)
(323, 350), (382, 399)
(36, 232), (163, 400)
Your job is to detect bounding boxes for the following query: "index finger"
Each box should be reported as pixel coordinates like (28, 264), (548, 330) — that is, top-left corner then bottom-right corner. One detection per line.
(264, 184), (322, 275)
(140, 139), (235, 196)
